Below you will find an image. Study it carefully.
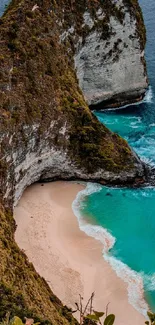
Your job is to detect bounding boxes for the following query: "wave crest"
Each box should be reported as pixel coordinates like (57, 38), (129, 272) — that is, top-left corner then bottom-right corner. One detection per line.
(72, 183), (149, 318)
(143, 86), (153, 103)
(104, 254), (149, 317)
(100, 86), (153, 111)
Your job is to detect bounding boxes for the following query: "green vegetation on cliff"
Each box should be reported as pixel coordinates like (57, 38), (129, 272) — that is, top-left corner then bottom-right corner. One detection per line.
(0, 205), (77, 325)
(0, 0), (147, 322)
(123, 0), (146, 49)
(0, 0), (145, 175)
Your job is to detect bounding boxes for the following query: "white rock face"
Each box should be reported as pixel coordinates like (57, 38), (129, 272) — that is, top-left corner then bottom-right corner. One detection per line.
(12, 145), (143, 207)
(1, 121), (144, 208)
(82, 12), (94, 29)
(0, 0), (147, 210)
(74, 6), (148, 106)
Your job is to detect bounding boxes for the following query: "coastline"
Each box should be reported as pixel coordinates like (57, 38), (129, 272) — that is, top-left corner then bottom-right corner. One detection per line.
(14, 181), (146, 325)
(91, 86), (152, 112)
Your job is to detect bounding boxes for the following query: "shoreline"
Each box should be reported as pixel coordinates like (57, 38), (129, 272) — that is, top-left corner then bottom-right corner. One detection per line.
(91, 85), (152, 111)
(73, 183), (149, 317)
(14, 181), (146, 325)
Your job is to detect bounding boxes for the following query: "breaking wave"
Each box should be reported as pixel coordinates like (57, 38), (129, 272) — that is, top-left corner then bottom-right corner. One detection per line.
(72, 183), (149, 318)
(143, 86), (153, 103)
(101, 86), (153, 112)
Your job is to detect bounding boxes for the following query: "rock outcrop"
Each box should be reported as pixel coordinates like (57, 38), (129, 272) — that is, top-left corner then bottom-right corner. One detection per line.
(0, 0), (147, 323)
(73, 0), (148, 107)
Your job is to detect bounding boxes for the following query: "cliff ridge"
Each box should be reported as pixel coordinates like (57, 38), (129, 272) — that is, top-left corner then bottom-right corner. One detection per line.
(0, 0), (147, 323)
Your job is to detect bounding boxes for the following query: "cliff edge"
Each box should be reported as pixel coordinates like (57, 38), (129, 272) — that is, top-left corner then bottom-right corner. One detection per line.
(72, 0), (148, 108)
(0, 0), (147, 323)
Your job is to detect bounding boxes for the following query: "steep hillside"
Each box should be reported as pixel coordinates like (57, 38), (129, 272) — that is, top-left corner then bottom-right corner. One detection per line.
(0, 0), (147, 322)
(72, 0), (148, 107)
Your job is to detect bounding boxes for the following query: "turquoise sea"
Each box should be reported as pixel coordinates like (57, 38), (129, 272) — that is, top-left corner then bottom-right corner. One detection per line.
(1, 0), (155, 318)
(73, 0), (155, 317)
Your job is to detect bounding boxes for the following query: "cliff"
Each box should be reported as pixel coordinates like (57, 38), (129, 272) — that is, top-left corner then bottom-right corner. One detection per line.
(0, 0), (147, 323)
(73, 0), (148, 108)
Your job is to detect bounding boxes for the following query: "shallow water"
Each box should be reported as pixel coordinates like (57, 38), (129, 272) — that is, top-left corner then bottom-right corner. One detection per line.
(78, 0), (155, 315)
(1, 0), (155, 316)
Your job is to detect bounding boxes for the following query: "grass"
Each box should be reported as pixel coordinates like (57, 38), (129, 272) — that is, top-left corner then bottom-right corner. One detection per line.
(0, 0), (146, 322)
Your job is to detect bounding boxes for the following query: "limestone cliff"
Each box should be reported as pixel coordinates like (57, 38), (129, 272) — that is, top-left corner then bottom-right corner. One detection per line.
(73, 0), (148, 107)
(0, 0), (147, 323)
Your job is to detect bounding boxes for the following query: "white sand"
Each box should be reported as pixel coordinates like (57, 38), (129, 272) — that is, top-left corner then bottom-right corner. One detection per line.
(14, 181), (146, 325)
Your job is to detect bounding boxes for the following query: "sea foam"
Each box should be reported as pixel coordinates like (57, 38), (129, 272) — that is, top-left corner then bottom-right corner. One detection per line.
(143, 86), (153, 103)
(72, 183), (149, 318)
(100, 86), (153, 112)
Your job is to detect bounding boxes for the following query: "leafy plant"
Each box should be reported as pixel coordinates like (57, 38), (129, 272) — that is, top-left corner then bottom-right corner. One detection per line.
(0, 304), (154, 325)
(71, 293), (115, 325)
(145, 311), (155, 325)
(0, 315), (39, 325)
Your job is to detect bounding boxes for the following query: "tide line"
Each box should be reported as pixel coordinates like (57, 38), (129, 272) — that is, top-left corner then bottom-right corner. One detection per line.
(72, 183), (149, 318)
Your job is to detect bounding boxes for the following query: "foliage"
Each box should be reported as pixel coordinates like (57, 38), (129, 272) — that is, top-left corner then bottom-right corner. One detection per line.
(123, 0), (146, 50)
(0, 315), (39, 325)
(85, 312), (115, 325)
(0, 208), (77, 325)
(71, 293), (155, 325)
(145, 311), (155, 325)
(0, 0), (143, 177)
(0, 0), (147, 324)
(71, 293), (115, 325)
(0, 297), (153, 325)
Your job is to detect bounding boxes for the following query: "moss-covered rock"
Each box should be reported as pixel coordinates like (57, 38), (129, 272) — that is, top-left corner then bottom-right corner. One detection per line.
(0, 0), (147, 322)
(0, 205), (78, 324)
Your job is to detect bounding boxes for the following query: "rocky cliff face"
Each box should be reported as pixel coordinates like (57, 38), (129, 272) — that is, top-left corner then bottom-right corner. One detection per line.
(0, 0), (147, 323)
(72, 0), (148, 107)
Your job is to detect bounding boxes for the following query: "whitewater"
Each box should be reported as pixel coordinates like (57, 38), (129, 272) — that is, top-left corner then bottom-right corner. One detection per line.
(73, 0), (155, 317)
(1, 0), (155, 318)
(72, 183), (155, 317)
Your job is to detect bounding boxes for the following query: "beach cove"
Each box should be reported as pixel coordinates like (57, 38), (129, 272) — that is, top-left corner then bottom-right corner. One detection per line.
(0, 0), (153, 323)
(12, 0), (155, 321)
(14, 181), (145, 325)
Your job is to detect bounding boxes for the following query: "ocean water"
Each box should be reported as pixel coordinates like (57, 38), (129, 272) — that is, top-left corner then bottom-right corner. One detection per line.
(0, 0), (10, 16)
(1, 0), (155, 317)
(73, 0), (155, 317)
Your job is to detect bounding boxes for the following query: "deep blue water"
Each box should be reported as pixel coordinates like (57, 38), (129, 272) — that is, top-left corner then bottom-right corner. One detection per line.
(79, 0), (155, 316)
(0, 0), (10, 16)
(1, 0), (155, 316)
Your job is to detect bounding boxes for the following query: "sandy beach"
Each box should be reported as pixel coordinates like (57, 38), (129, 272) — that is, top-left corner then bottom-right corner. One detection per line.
(14, 181), (146, 325)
